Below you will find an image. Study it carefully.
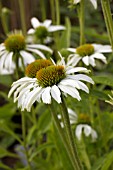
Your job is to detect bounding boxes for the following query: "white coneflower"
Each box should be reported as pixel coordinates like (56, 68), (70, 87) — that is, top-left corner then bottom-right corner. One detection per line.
(0, 31), (52, 74)
(28, 17), (65, 41)
(8, 54), (94, 112)
(67, 43), (112, 67)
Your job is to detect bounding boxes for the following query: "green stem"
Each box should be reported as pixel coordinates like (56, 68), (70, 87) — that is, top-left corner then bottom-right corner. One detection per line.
(55, 0), (60, 25)
(50, 0), (56, 24)
(101, 0), (113, 50)
(77, 0), (85, 45)
(49, 104), (80, 170)
(60, 95), (83, 170)
(21, 111), (32, 170)
(18, 0), (27, 36)
(40, 0), (46, 21)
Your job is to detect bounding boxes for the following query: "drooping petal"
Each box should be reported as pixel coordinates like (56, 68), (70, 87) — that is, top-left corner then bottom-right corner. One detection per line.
(90, 0), (97, 9)
(67, 74), (94, 84)
(4, 52), (13, 71)
(84, 125), (92, 137)
(58, 84), (81, 101)
(77, 81), (89, 93)
(73, 0), (81, 4)
(20, 51), (35, 64)
(26, 48), (46, 59)
(82, 56), (89, 66)
(89, 56), (96, 67)
(51, 85), (61, 103)
(48, 25), (65, 32)
(67, 48), (76, 53)
(66, 67), (88, 74)
(31, 17), (41, 28)
(60, 78), (80, 89)
(67, 54), (81, 67)
(75, 124), (83, 140)
(91, 53), (107, 64)
(27, 44), (53, 54)
(42, 87), (51, 104)
(0, 51), (9, 72)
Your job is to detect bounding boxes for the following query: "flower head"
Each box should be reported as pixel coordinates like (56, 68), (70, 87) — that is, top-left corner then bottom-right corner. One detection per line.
(28, 17), (65, 41)
(0, 31), (52, 74)
(8, 54), (94, 112)
(67, 43), (112, 67)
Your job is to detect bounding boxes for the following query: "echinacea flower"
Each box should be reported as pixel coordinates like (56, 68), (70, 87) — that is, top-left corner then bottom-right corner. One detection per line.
(0, 31), (52, 74)
(8, 54), (94, 112)
(28, 17), (65, 41)
(68, 109), (97, 141)
(67, 44), (112, 67)
(73, 0), (97, 9)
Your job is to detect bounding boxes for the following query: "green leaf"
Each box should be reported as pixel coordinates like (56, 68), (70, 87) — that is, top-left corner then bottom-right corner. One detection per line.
(29, 143), (54, 161)
(91, 155), (106, 170)
(0, 162), (12, 170)
(92, 75), (113, 87)
(0, 75), (12, 86)
(0, 147), (18, 158)
(90, 89), (109, 100)
(101, 151), (113, 170)
(0, 103), (16, 119)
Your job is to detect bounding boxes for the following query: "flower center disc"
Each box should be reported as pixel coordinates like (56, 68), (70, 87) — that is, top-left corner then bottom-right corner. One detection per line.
(5, 34), (26, 53)
(76, 44), (94, 57)
(35, 26), (48, 39)
(36, 65), (66, 87)
(25, 59), (53, 78)
(78, 113), (90, 124)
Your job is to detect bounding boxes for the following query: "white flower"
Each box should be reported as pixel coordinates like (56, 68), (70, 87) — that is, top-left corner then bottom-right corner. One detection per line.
(75, 124), (98, 141)
(67, 44), (112, 67)
(73, 0), (97, 9)
(28, 17), (65, 35)
(8, 55), (94, 112)
(0, 32), (52, 74)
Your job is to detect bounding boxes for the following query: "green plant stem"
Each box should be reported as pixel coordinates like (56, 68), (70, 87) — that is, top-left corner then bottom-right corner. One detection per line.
(21, 111), (32, 170)
(77, 0), (85, 45)
(18, 0), (27, 36)
(40, 0), (46, 21)
(50, 0), (56, 24)
(55, 0), (60, 25)
(60, 95), (83, 170)
(101, 0), (113, 50)
(49, 104), (81, 170)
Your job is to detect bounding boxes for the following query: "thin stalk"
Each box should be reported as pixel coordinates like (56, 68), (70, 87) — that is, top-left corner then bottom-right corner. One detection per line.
(77, 0), (85, 45)
(101, 0), (113, 50)
(18, 0), (27, 36)
(21, 111), (32, 170)
(55, 0), (60, 25)
(50, 0), (56, 24)
(60, 95), (83, 170)
(49, 104), (80, 170)
(40, 0), (46, 21)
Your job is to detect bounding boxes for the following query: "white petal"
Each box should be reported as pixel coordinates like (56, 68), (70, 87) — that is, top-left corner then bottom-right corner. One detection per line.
(48, 25), (66, 32)
(84, 125), (92, 136)
(93, 44), (112, 53)
(90, 0), (97, 9)
(67, 48), (76, 53)
(67, 55), (81, 67)
(77, 81), (89, 93)
(58, 84), (81, 101)
(51, 85), (61, 103)
(27, 44), (53, 54)
(89, 56), (96, 67)
(42, 87), (51, 104)
(75, 124), (83, 140)
(20, 50), (35, 64)
(0, 51), (9, 71)
(31, 17), (41, 28)
(91, 129), (98, 141)
(90, 53), (107, 64)
(27, 28), (35, 34)
(43, 20), (52, 28)
(4, 52), (13, 70)
(82, 56), (89, 66)
(66, 67), (88, 74)
(60, 78), (80, 88)
(26, 48), (46, 59)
